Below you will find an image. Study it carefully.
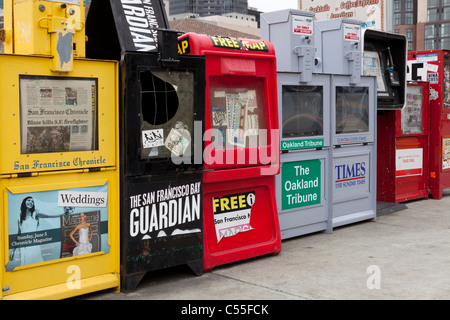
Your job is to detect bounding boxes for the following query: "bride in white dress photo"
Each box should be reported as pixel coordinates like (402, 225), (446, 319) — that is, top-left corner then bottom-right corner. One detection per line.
(69, 212), (93, 256)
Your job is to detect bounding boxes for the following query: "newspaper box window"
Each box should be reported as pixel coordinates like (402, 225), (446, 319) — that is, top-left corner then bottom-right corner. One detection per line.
(6, 184), (110, 271)
(402, 85), (424, 135)
(335, 86), (369, 134)
(208, 76), (266, 149)
(139, 70), (195, 160)
(282, 86), (324, 138)
(20, 76), (98, 154)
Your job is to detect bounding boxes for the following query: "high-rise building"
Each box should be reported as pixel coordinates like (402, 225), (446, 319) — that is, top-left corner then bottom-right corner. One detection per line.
(422, 0), (450, 49)
(169, 0), (248, 17)
(393, 0), (419, 50)
(394, 0), (450, 51)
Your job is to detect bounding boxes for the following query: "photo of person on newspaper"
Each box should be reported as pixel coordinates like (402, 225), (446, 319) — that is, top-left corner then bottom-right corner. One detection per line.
(69, 212), (93, 256)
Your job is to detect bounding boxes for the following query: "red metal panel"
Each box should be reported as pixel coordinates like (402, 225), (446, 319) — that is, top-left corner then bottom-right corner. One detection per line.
(178, 32), (281, 271)
(377, 110), (397, 202)
(202, 173), (281, 272)
(377, 81), (429, 202)
(408, 50), (449, 199)
(180, 32), (280, 172)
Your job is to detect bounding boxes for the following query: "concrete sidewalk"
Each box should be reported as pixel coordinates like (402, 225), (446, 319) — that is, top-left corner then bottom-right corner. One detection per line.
(78, 191), (450, 300)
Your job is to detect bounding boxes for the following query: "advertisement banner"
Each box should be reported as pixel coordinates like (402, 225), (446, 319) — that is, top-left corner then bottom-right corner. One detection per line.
(292, 15), (314, 35)
(407, 53), (450, 110)
(443, 138), (450, 170)
(281, 160), (321, 210)
(110, 0), (168, 52)
(124, 174), (203, 274)
(396, 148), (423, 177)
(300, 0), (386, 31)
(212, 191), (256, 243)
(333, 154), (370, 200)
(7, 184), (109, 271)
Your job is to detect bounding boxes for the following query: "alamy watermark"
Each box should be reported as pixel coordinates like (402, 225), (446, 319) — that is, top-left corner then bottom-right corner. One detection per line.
(366, 265), (381, 289)
(168, 121), (279, 175)
(67, 265), (81, 290)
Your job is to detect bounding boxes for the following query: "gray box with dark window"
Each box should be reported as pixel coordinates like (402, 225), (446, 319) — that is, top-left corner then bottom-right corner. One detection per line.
(261, 9), (333, 240)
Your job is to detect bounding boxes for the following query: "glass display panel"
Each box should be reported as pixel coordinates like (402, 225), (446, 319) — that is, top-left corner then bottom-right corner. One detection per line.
(209, 76), (267, 149)
(6, 184), (109, 271)
(402, 86), (423, 134)
(282, 85), (323, 138)
(336, 86), (369, 134)
(20, 76), (98, 154)
(444, 55), (450, 108)
(139, 70), (195, 160)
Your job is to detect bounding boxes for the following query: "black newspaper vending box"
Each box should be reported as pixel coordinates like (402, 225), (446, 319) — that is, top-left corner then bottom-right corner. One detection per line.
(362, 29), (407, 110)
(86, 0), (205, 291)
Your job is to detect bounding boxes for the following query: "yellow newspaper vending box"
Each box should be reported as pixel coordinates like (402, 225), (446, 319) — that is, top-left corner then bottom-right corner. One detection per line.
(0, 0), (120, 300)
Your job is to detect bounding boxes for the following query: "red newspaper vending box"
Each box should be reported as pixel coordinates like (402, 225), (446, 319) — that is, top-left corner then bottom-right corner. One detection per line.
(377, 81), (429, 202)
(178, 33), (281, 272)
(408, 50), (450, 199)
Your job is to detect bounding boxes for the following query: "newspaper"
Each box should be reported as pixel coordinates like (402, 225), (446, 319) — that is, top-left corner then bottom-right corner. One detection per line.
(225, 90), (259, 147)
(363, 51), (387, 92)
(20, 76), (97, 154)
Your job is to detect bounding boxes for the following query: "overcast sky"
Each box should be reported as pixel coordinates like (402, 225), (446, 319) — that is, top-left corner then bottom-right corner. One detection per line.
(247, 0), (299, 13)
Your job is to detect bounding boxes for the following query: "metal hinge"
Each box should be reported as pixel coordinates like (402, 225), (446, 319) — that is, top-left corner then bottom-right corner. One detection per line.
(2, 284), (12, 294)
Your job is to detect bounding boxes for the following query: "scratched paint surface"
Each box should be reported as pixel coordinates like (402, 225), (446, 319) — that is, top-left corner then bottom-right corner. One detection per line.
(57, 32), (73, 69)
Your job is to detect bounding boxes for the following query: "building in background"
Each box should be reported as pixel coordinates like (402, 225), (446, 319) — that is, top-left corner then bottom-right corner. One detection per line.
(392, 0), (421, 50)
(169, 17), (260, 38)
(21, 0), (450, 52)
(298, 0), (450, 51)
(166, 0), (260, 36)
(394, 0), (450, 51)
(299, 0), (392, 32)
(169, 0), (248, 17)
(167, 0), (260, 26)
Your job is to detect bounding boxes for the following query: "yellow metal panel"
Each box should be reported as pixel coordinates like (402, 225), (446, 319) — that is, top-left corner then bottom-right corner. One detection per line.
(0, 53), (118, 175)
(3, 273), (119, 300)
(2, 0), (14, 54)
(12, 0), (50, 56)
(1, 169), (120, 299)
(10, 0), (86, 62)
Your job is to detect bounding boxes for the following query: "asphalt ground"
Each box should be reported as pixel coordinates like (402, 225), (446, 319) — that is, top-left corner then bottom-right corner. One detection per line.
(75, 190), (450, 310)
